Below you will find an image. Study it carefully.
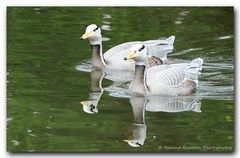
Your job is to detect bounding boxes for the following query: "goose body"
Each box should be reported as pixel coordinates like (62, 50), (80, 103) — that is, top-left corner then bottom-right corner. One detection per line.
(81, 24), (175, 71)
(104, 38), (174, 70)
(125, 44), (203, 96)
(145, 59), (202, 96)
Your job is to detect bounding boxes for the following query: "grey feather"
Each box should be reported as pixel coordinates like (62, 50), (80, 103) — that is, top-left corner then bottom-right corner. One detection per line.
(146, 56), (163, 68)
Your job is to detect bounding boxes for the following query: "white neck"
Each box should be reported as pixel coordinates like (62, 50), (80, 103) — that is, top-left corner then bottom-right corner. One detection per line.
(89, 35), (102, 45)
(135, 61), (146, 66)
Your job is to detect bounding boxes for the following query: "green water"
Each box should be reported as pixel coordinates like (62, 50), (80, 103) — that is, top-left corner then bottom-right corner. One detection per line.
(7, 7), (234, 152)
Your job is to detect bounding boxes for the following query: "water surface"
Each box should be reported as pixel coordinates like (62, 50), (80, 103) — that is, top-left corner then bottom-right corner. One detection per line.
(7, 7), (234, 152)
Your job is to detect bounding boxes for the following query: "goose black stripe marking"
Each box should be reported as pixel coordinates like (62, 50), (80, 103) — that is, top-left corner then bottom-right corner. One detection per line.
(93, 26), (99, 32)
(138, 45), (145, 51)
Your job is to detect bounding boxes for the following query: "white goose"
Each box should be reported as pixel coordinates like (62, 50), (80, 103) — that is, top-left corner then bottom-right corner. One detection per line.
(80, 24), (175, 71)
(79, 56), (164, 114)
(125, 44), (203, 96)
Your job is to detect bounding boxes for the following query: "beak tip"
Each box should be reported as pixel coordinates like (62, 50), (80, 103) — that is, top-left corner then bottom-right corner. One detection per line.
(80, 101), (85, 105)
(123, 140), (130, 143)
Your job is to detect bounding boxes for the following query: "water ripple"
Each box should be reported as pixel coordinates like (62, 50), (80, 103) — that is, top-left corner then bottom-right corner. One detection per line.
(217, 35), (233, 40)
(75, 60), (92, 72)
(102, 13), (112, 19)
(101, 25), (111, 31)
(171, 48), (203, 56)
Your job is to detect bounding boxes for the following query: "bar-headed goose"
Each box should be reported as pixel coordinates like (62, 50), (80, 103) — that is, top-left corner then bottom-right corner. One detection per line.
(80, 24), (175, 71)
(79, 56), (164, 114)
(125, 44), (203, 96)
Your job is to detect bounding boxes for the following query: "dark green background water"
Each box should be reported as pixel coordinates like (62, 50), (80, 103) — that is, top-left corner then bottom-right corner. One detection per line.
(7, 7), (234, 152)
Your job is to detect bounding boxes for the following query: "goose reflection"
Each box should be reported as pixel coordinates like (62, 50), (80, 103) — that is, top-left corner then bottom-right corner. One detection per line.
(145, 96), (201, 113)
(124, 96), (146, 147)
(80, 69), (133, 114)
(80, 70), (104, 114)
(123, 95), (202, 147)
(79, 67), (202, 148)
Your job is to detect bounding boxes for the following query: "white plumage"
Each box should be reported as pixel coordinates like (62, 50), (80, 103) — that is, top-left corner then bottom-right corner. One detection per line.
(146, 59), (203, 96)
(81, 24), (175, 71)
(126, 43), (203, 96)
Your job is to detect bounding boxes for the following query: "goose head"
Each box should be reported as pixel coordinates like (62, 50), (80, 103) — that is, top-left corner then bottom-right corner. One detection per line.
(123, 124), (147, 147)
(80, 24), (102, 45)
(80, 100), (99, 114)
(124, 44), (148, 65)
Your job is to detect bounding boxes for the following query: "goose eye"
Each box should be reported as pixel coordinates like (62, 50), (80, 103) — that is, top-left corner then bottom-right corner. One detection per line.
(138, 45), (145, 51)
(90, 104), (95, 110)
(93, 26), (99, 32)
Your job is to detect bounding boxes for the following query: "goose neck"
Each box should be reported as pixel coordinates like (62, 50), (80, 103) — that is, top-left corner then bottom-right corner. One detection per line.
(90, 44), (107, 70)
(130, 65), (146, 95)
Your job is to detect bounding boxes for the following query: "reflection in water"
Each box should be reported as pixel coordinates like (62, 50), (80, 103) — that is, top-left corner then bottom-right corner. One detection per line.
(175, 10), (190, 25)
(102, 13), (111, 41)
(124, 96), (146, 147)
(80, 70), (104, 114)
(80, 69), (202, 147)
(123, 95), (202, 147)
(76, 61), (135, 90)
(145, 96), (201, 113)
(102, 13), (112, 19)
(80, 69), (133, 113)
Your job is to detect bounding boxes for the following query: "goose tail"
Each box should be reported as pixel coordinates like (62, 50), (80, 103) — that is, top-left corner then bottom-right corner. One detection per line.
(157, 35), (175, 45)
(188, 58), (203, 69)
(166, 35), (175, 45)
(185, 58), (204, 83)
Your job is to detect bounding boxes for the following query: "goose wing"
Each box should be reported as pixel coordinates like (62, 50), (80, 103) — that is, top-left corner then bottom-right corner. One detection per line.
(104, 36), (175, 61)
(146, 67), (195, 96)
(146, 58), (203, 96)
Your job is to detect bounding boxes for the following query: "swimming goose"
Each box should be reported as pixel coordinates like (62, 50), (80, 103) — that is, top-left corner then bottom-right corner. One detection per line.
(79, 55), (164, 114)
(80, 24), (175, 71)
(125, 44), (203, 96)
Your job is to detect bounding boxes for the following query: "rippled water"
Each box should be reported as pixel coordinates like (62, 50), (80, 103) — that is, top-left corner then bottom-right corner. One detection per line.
(7, 7), (234, 152)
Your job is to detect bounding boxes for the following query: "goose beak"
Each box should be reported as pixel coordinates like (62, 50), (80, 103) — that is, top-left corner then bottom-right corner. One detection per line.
(125, 51), (137, 60)
(80, 101), (87, 105)
(123, 140), (131, 143)
(80, 32), (91, 39)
